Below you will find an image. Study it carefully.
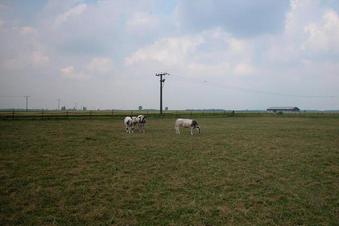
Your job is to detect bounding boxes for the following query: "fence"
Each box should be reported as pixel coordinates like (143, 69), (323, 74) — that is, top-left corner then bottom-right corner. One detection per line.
(0, 110), (337, 120)
(0, 110), (237, 120)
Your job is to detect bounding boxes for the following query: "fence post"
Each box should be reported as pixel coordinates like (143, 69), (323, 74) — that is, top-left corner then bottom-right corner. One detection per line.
(12, 109), (15, 120)
(112, 110), (114, 117)
(66, 111), (69, 119)
(41, 109), (44, 120)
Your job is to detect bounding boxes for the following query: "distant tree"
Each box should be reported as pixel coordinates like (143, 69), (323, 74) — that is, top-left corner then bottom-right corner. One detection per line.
(83, 107), (87, 111)
(165, 107), (168, 111)
(61, 106), (66, 111)
(138, 106), (143, 111)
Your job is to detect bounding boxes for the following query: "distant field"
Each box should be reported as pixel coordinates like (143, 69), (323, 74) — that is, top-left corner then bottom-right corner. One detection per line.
(0, 117), (338, 225)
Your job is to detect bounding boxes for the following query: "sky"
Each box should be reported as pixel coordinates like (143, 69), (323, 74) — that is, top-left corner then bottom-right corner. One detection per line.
(0, 0), (339, 110)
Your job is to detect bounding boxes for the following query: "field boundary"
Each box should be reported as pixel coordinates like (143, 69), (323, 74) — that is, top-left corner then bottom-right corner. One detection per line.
(1, 110), (339, 120)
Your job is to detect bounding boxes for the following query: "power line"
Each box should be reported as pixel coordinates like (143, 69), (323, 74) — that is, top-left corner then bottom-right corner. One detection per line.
(0, 96), (27, 98)
(207, 83), (337, 98)
(170, 74), (337, 99)
(0, 95), (31, 110)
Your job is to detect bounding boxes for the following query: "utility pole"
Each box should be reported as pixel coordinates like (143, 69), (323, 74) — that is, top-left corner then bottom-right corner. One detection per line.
(57, 98), (60, 110)
(24, 96), (30, 112)
(155, 72), (169, 114)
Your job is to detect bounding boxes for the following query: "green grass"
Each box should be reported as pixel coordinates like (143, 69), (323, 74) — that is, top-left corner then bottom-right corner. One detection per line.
(0, 117), (338, 225)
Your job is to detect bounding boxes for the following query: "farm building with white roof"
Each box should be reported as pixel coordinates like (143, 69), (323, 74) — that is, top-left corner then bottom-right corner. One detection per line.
(267, 107), (300, 113)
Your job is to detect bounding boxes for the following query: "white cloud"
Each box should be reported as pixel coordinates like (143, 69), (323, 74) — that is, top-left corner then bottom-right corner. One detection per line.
(60, 66), (75, 76)
(125, 28), (255, 76)
(228, 38), (248, 55)
(60, 65), (86, 79)
(234, 63), (255, 75)
(32, 51), (49, 65)
(0, 23), (49, 70)
(126, 12), (157, 32)
(55, 3), (87, 26)
(19, 26), (36, 35)
(285, 0), (320, 36)
(266, 0), (339, 64)
(302, 10), (339, 53)
(125, 35), (204, 66)
(1, 50), (49, 70)
(87, 57), (113, 74)
(60, 57), (114, 80)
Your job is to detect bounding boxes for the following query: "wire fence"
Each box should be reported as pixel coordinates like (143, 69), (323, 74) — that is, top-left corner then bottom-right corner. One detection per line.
(0, 110), (237, 120)
(0, 110), (338, 120)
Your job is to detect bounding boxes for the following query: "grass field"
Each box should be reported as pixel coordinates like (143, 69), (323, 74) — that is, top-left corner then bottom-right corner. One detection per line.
(0, 117), (338, 225)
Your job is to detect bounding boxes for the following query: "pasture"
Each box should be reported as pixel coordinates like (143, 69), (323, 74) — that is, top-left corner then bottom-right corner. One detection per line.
(0, 116), (338, 225)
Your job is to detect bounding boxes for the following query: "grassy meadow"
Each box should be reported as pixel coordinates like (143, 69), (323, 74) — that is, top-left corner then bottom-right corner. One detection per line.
(0, 116), (338, 225)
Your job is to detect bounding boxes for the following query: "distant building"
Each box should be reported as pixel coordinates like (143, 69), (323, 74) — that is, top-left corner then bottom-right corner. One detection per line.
(267, 107), (300, 113)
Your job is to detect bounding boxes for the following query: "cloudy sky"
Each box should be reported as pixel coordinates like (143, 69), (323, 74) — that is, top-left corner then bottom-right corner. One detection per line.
(1, 0), (339, 110)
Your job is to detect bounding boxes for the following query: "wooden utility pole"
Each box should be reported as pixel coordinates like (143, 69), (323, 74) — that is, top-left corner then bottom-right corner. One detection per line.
(24, 96), (30, 112)
(155, 72), (169, 114)
(57, 98), (61, 110)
